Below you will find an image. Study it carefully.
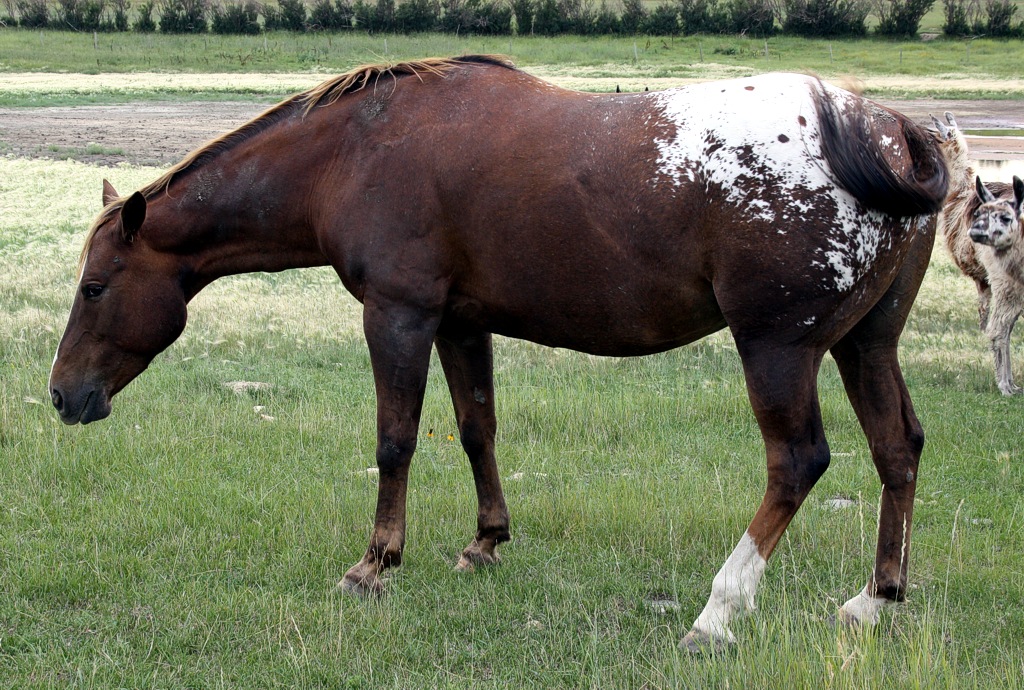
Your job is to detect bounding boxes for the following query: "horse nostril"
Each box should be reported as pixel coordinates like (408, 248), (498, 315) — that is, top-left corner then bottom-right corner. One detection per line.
(51, 388), (64, 411)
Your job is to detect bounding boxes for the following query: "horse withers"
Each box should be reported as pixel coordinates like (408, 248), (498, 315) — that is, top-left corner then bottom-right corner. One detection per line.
(49, 56), (948, 651)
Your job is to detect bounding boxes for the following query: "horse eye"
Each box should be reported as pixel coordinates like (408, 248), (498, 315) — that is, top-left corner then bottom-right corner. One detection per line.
(82, 283), (105, 300)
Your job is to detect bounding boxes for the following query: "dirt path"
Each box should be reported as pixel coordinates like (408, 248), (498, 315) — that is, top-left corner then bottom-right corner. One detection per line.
(1, 97), (1021, 168)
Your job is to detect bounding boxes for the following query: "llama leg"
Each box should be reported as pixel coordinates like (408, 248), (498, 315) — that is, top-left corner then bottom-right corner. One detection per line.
(985, 297), (1022, 396)
(976, 281), (991, 331)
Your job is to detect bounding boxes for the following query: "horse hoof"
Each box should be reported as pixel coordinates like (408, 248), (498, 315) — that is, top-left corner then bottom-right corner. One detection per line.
(455, 541), (501, 573)
(680, 630), (733, 655)
(830, 609), (879, 633)
(338, 569), (386, 597)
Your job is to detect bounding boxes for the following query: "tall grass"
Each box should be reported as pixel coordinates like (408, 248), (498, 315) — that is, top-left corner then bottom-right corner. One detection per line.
(1, 155), (1023, 686)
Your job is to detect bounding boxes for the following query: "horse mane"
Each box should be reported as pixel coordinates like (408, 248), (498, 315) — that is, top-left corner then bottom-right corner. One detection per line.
(79, 54), (516, 271)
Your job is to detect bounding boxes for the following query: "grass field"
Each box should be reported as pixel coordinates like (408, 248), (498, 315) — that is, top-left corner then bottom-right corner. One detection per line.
(2, 115), (1024, 687)
(2, 29), (1024, 106)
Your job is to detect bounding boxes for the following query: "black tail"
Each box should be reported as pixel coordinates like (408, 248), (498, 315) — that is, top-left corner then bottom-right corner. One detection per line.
(813, 81), (948, 218)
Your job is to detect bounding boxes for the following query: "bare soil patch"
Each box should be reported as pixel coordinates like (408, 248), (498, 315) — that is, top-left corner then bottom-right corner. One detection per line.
(1, 97), (1021, 168)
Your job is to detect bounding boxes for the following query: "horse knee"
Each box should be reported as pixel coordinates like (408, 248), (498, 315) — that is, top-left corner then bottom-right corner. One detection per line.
(377, 434), (416, 473)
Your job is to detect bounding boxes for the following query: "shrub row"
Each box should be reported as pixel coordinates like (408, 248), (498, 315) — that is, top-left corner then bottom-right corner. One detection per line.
(2, 0), (1022, 37)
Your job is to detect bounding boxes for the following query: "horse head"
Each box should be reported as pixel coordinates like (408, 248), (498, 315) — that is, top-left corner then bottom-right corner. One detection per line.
(969, 175), (1024, 252)
(49, 181), (188, 424)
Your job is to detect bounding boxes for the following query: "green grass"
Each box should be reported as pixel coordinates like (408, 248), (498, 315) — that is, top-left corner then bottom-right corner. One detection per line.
(1, 29), (1023, 106)
(2, 155), (1024, 685)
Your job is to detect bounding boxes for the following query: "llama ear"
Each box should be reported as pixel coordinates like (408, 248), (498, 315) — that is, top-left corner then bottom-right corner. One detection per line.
(976, 176), (996, 203)
(102, 179), (119, 206)
(1013, 176), (1024, 213)
(120, 192), (147, 242)
(944, 111), (958, 130)
(930, 114), (949, 139)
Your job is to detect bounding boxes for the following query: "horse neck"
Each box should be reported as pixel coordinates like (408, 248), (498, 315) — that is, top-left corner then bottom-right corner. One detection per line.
(149, 128), (330, 293)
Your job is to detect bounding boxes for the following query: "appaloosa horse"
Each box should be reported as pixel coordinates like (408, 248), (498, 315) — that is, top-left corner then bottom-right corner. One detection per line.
(49, 56), (948, 651)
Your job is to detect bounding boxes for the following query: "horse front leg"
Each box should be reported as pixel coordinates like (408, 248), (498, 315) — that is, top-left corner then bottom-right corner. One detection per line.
(435, 330), (511, 571)
(683, 347), (829, 652)
(340, 299), (440, 596)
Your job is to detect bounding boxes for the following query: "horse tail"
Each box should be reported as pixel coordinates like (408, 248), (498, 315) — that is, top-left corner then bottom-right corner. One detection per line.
(813, 81), (948, 218)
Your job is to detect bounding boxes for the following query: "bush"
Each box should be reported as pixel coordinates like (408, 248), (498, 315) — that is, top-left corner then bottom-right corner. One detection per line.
(395, 0), (438, 30)
(374, 0), (395, 29)
(264, 0), (307, 29)
(619, 0), (646, 32)
(510, 0), (531, 31)
(678, 0), (727, 32)
(591, 0), (618, 32)
(109, 0), (129, 28)
(17, 0), (49, 25)
(55, 0), (84, 28)
(874, 0), (934, 35)
(645, 1), (678, 33)
(727, 0), (775, 34)
(980, 0), (1021, 35)
(310, 0), (352, 28)
(57, 0), (110, 29)
(158, 0), (208, 31)
(558, 0), (598, 33)
(530, 0), (564, 32)
(942, 0), (970, 35)
(782, 0), (868, 35)
(475, 0), (512, 32)
(439, 0), (511, 33)
(134, 0), (156, 27)
(211, 0), (258, 32)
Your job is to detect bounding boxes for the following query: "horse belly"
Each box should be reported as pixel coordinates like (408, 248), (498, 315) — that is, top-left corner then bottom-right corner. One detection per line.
(445, 246), (727, 356)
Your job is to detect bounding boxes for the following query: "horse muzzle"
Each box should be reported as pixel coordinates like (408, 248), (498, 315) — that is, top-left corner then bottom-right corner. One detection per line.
(51, 384), (112, 425)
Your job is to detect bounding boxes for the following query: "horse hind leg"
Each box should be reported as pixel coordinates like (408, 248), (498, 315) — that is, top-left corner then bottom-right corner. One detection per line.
(683, 346), (830, 651)
(830, 333), (923, 624)
(435, 330), (511, 571)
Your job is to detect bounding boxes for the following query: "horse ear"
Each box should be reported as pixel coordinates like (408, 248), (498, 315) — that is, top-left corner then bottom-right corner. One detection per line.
(102, 179), (119, 206)
(976, 176), (996, 203)
(120, 192), (147, 242)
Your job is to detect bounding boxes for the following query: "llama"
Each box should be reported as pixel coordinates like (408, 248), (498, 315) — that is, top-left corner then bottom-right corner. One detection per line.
(931, 112), (1024, 394)
(969, 175), (1024, 395)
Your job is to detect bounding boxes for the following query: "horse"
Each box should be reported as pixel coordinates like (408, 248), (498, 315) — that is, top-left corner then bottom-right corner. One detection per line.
(49, 56), (948, 651)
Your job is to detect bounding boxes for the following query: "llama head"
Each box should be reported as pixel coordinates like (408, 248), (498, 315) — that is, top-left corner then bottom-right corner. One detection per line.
(969, 175), (1024, 252)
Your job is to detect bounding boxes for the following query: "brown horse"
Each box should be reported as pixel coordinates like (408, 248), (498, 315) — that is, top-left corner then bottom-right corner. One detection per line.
(49, 56), (948, 651)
